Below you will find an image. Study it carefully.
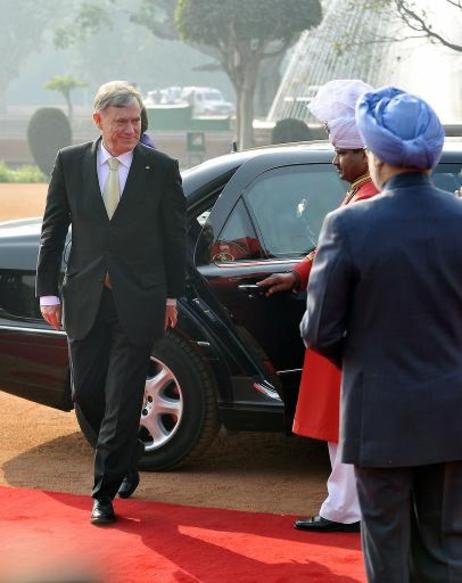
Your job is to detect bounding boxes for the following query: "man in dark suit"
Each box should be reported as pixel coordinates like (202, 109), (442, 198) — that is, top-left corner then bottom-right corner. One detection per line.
(36, 80), (186, 525)
(301, 86), (462, 582)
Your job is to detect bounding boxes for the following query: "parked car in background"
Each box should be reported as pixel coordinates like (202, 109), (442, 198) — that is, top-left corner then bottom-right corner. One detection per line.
(144, 86), (183, 106)
(143, 85), (234, 117)
(1, 140), (461, 470)
(180, 86), (234, 117)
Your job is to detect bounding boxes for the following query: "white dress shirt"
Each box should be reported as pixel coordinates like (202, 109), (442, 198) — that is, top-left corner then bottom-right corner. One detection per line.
(97, 141), (133, 194)
(40, 141), (176, 307)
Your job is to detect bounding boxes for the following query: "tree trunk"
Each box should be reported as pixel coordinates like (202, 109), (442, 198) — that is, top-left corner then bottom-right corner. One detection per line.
(236, 57), (259, 150)
(225, 46), (261, 150)
(238, 82), (256, 150)
(65, 93), (73, 128)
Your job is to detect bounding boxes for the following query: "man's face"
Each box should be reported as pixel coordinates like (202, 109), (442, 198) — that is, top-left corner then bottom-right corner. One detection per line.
(93, 100), (141, 156)
(332, 147), (368, 183)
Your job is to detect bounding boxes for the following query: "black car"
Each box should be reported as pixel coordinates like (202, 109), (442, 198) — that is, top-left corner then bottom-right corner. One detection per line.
(1, 140), (461, 470)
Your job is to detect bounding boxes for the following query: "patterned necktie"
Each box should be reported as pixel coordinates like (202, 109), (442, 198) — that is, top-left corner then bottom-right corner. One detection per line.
(102, 157), (120, 219)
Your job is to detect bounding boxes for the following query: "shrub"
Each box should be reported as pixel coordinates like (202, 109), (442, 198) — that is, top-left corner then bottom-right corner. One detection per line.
(27, 107), (72, 176)
(271, 118), (314, 144)
(0, 161), (47, 183)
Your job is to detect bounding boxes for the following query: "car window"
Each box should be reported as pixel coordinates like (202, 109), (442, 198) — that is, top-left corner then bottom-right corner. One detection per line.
(196, 199), (263, 265)
(432, 163), (462, 194)
(244, 164), (345, 258)
(0, 270), (41, 320)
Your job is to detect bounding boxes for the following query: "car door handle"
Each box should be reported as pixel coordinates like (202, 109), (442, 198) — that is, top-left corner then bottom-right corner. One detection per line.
(237, 284), (266, 298)
(238, 284), (261, 291)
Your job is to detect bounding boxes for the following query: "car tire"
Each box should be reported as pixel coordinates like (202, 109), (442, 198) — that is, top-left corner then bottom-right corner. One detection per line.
(75, 330), (220, 471)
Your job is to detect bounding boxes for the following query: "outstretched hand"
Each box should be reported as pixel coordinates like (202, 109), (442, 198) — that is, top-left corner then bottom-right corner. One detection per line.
(256, 272), (298, 297)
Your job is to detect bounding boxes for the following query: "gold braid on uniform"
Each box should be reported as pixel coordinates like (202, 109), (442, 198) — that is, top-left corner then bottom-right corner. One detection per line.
(343, 172), (371, 205)
(306, 249), (316, 263)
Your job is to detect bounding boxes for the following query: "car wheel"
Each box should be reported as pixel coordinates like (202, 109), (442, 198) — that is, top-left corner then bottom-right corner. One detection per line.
(75, 331), (220, 471)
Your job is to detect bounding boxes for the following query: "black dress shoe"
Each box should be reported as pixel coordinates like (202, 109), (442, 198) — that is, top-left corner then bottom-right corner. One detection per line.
(118, 470), (140, 499)
(91, 498), (116, 526)
(294, 515), (360, 533)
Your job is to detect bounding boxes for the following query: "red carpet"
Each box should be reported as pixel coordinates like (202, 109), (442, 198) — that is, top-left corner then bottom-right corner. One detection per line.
(0, 486), (365, 582)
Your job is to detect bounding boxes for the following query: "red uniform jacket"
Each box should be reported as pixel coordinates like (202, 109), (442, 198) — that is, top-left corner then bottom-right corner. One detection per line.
(292, 175), (379, 443)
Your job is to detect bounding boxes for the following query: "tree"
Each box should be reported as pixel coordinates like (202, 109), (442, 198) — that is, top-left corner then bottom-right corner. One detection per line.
(53, 0), (322, 146)
(392, 0), (462, 52)
(54, 0), (179, 48)
(0, 0), (60, 111)
(44, 75), (87, 124)
(356, 0), (462, 53)
(176, 0), (323, 149)
(130, 0), (179, 40)
(55, 0), (322, 147)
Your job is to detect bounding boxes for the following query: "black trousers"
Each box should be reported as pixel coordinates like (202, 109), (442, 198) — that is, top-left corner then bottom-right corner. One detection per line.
(355, 461), (462, 583)
(68, 289), (152, 500)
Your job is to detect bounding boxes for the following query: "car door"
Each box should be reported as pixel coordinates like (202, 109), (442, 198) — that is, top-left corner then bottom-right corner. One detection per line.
(0, 268), (70, 409)
(195, 157), (345, 388)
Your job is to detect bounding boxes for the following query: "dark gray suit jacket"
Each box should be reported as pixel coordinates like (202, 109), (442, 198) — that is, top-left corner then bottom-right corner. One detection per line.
(36, 138), (186, 346)
(301, 172), (462, 467)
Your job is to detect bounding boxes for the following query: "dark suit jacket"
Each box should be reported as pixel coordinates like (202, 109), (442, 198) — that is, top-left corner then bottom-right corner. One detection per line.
(301, 172), (462, 467)
(36, 138), (186, 346)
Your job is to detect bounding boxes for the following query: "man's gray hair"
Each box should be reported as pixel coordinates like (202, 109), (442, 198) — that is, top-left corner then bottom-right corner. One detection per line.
(94, 80), (143, 112)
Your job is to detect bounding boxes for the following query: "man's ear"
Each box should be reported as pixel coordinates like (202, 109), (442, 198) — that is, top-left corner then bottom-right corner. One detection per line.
(93, 111), (102, 129)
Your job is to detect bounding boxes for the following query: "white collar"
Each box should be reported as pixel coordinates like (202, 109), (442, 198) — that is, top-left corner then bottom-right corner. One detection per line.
(98, 141), (134, 169)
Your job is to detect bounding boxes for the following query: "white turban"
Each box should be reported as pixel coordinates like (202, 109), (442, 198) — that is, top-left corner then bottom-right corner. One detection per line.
(309, 79), (373, 148)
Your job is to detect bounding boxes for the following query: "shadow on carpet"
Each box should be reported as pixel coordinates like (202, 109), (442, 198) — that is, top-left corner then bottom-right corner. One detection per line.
(0, 486), (365, 583)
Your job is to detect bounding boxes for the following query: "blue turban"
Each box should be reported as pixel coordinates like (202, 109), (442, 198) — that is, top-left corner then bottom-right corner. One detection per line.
(355, 86), (444, 169)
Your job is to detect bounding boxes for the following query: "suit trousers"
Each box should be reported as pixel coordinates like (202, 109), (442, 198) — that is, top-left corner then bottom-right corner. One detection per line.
(355, 461), (462, 583)
(68, 288), (152, 500)
(319, 441), (361, 524)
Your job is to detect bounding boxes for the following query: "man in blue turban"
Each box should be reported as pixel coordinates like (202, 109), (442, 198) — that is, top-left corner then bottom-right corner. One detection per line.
(300, 86), (462, 582)
(356, 85), (445, 171)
